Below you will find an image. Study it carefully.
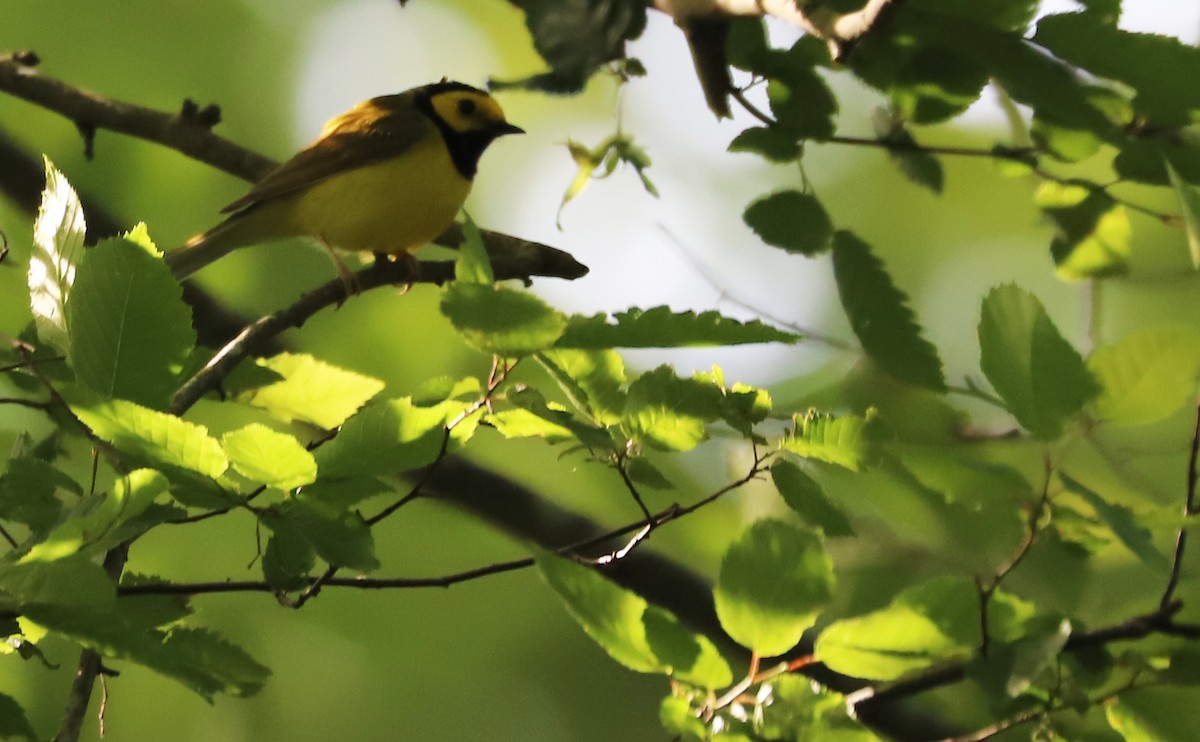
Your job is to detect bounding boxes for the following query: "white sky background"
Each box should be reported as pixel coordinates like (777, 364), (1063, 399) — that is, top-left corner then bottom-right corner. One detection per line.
(291, 1), (1200, 386)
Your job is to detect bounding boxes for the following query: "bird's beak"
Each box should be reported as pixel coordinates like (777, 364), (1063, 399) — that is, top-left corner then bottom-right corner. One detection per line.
(495, 121), (525, 136)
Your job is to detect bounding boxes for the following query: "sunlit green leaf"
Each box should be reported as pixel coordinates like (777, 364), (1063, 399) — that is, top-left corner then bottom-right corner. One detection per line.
(978, 284), (1099, 438)
(783, 410), (877, 472)
(622, 366), (723, 451)
(314, 398), (447, 480)
(66, 235), (195, 409)
(557, 307), (799, 349)
(1035, 182), (1130, 280)
(22, 469), (168, 563)
(744, 191), (833, 255)
(832, 232), (946, 390)
(29, 157), (86, 354)
(1088, 326), (1200, 425)
(537, 553), (732, 688)
(239, 353), (384, 430)
(771, 460), (854, 537)
(221, 424), (317, 491)
(538, 348), (627, 425)
(815, 577), (979, 680)
(442, 283), (567, 356)
(714, 519), (834, 656)
(67, 391), (228, 478)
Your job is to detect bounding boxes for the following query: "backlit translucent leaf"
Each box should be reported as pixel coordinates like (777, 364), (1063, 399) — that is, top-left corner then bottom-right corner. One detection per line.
(783, 410), (877, 472)
(771, 460), (854, 537)
(714, 519), (833, 656)
(496, 387), (613, 449)
(537, 553), (732, 688)
(22, 469), (168, 563)
(441, 283), (567, 356)
(1035, 182), (1130, 280)
(744, 191), (833, 255)
(832, 232), (945, 390)
(1089, 326), (1200, 425)
(29, 157), (86, 354)
(314, 397), (447, 480)
(239, 353), (384, 429)
(622, 366), (724, 452)
(1165, 158), (1200, 268)
(67, 391), (228, 478)
(978, 285), (1099, 438)
(538, 348), (627, 425)
(1059, 472), (1170, 573)
(815, 577), (979, 680)
(556, 307), (798, 349)
(66, 236), (195, 409)
(222, 424), (317, 490)
(1107, 688), (1200, 741)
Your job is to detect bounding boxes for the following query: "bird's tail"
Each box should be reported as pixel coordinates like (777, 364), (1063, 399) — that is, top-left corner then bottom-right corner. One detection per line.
(165, 206), (285, 281)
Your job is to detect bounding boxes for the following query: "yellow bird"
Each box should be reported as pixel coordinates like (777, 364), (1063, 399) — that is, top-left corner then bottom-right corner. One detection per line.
(165, 80), (523, 281)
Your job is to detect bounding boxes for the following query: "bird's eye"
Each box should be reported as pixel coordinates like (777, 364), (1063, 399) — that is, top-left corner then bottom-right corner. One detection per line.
(457, 98), (477, 116)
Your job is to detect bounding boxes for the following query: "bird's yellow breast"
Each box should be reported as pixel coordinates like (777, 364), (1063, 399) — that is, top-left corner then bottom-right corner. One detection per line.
(285, 134), (471, 254)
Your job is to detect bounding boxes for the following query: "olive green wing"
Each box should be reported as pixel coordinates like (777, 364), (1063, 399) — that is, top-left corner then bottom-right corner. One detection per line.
(221, 94), (429, 214)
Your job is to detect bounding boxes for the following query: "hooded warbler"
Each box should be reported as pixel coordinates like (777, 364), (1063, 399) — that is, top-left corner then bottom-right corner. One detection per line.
(165, 80), (523, 280)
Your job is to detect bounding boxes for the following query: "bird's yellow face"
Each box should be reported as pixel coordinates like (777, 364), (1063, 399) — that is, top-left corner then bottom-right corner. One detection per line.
(429, 89), (520, 136)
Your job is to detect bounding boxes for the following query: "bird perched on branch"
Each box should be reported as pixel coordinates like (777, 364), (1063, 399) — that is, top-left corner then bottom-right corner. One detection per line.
(165, 80), (523, 281)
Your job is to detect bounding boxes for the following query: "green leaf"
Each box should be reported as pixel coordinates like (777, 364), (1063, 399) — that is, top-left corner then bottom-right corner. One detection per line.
(832, 232), (946, 390)
(622, 366), (724, 452)
(1059, 472), (1170, 573)
(714, 519), (834, 656)
(970, 617), (1071, 699)
(537, 553), (732, 688)
(495, 387), (614, 449)
(501, 0), (647, 94)
(783, 410), (877, 472)
(152, 627), (271, 699)
(66, 235), (195, 409)
(978, 284), (1099, 438)
(29, 157), (86, 354)
(454, 213), (494, 284)
(238, 353), (384, 430)
(872, 114), (944, 194)
(314, 397), (446, 480)
(538, 348), (627, 426)
(1165, 158), (1200, 269)
(744, 190), (833, 255)
(22, 469), (168, 563)
(815, 577), (980, 680)
(1035, 12), (1200, 127)
(262, 516), (317, 591)
(1088, 326), (1200, 426)
(909, 0), (1038, 31)
(0, 457), (71, 531)
(728, 127), (800, 163)
(221, 424), (317, 490)
(68, 391), (228, 478)
(771, 460), (854, 537)
(767, 67), (837, 140)
(556, 307), (799, 349)
(0, 693), (36, 741)
(441, 283), (568, 356)
(263, 499), (379, 572)
(1034, 182), (1130, 280)
(1107, 688), (1200, 741)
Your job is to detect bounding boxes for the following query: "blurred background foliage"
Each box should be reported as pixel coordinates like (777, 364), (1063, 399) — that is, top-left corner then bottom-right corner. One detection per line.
(1, 0), (1199, 740)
